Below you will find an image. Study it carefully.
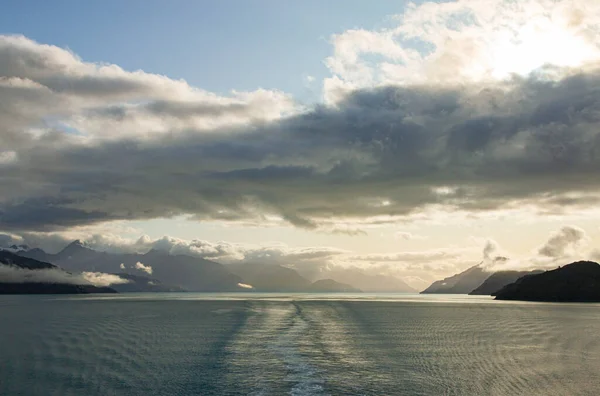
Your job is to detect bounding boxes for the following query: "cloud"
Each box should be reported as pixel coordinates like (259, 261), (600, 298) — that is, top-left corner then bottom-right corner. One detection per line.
(537, 225), (588, 258)
(327, 226), (368, 236)
(348, 248), (467, 263)
(0, 151), (17, 164)
(1, 229), (348, 266)
(3, 224), (597, 290)
(0, 265), (78, 284)
(13, 224), (596, 287)
(134, 261), (152, 275)
(0, 229), (480, 288)
(481, 225), (592, 272)
(81, 272), (130, 287)
(482, 239), (501, 260)
(0, 35), (298, 147)
(324, 0), (600, 99)
(394, 231), (427, 240)
(5, 65), (600, 231)
(0, 265), (129, 287)
(0, 233), (23, 247)
(3, 8), (600, 233)
(337, 245), (478, 283)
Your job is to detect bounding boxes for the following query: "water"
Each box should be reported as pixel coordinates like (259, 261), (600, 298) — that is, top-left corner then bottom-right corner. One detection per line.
(1, 293), (599, 395)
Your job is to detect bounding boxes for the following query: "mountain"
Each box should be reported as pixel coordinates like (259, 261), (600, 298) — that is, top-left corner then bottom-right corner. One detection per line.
(227, 263), (310, 291)
(307, 279), (361, 293)
(109, 273), (186, 293)
(324, 268), (416, 293)
(1, 250), (55, 270)
(19, 243), (243, 292)
(495, 261), (600, 302)
(469, 270), (544, 295)
(1, 244), (30, 253)
(17, 241), (412, 293)
(0, 250), (116, 294)
(138, 250), (243, 292)
(20, 247), (48, 261)
(421, 265), (490, 294)
(227, 264), (367, 292)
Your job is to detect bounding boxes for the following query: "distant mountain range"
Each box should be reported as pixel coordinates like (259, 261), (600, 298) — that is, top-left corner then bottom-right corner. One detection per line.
(109, 273), (186, 293)
(227, 262), (311, 292)
(1, 241), (416, 294)
(421, 258), (544, 296)
(3, 243), (599, 300)
(421, 259), (600, 301)
(307, 279), (360, 293)
(226, 263), (369, 293)
(0, 250), (55, 270)
(421, 264), (490, 294)
(321, 268), (416, 293)
(21, 240), (244, 292)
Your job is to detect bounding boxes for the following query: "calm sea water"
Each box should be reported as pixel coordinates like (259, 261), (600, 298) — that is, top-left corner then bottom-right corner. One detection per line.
(1, 293), (599, 395)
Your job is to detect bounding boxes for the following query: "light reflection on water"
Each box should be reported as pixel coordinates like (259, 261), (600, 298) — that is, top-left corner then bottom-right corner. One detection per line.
(54, 292), (497, 303)
(1, 294), (599, 395)
(52, 292), (600, 307)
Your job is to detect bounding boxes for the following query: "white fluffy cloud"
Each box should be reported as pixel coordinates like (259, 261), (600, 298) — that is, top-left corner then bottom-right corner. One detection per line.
(134, 261), (153, 275)
(324, 0), (600, 102)
(80, 272), (130, 287)
(348, 248), (468, 264)
(481, 225), (593, 272)
(0, 35), (298, 148)
(0, 265), (129, 287)
(394, 231), (427, 240)
(537, 225), (588, 258)
(482, 239), (503, 261)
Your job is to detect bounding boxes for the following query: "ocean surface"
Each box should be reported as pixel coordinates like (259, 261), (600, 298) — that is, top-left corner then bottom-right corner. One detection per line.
(1, 293), (599, 396)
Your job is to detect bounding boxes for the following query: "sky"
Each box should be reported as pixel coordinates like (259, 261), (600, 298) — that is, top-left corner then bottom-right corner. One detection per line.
(0, 0), (406, 102)
(2, 0), (600, 289)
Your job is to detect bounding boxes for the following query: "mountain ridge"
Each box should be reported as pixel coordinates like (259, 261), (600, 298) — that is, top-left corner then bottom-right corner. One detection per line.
(16, 242), (410, 293)
(307, 279), (361, 293)
(19, 245), (244, 292)
(469, 270), (544, 295)
(0, 250), (117, 294)
(495, 261), (600, 302)
(421, 264), (490, 294)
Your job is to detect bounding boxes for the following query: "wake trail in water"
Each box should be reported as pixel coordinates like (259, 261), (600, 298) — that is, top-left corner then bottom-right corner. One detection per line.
(225, 302), (331, 395)
(225, 301), (381, 395)
(3, 297), (600, 396)
(273, 303), (326, 396)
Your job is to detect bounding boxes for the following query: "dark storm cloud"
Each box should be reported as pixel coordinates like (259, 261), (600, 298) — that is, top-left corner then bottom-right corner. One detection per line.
(2, 36), (600, 230)
(0, 199), (115, 231)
